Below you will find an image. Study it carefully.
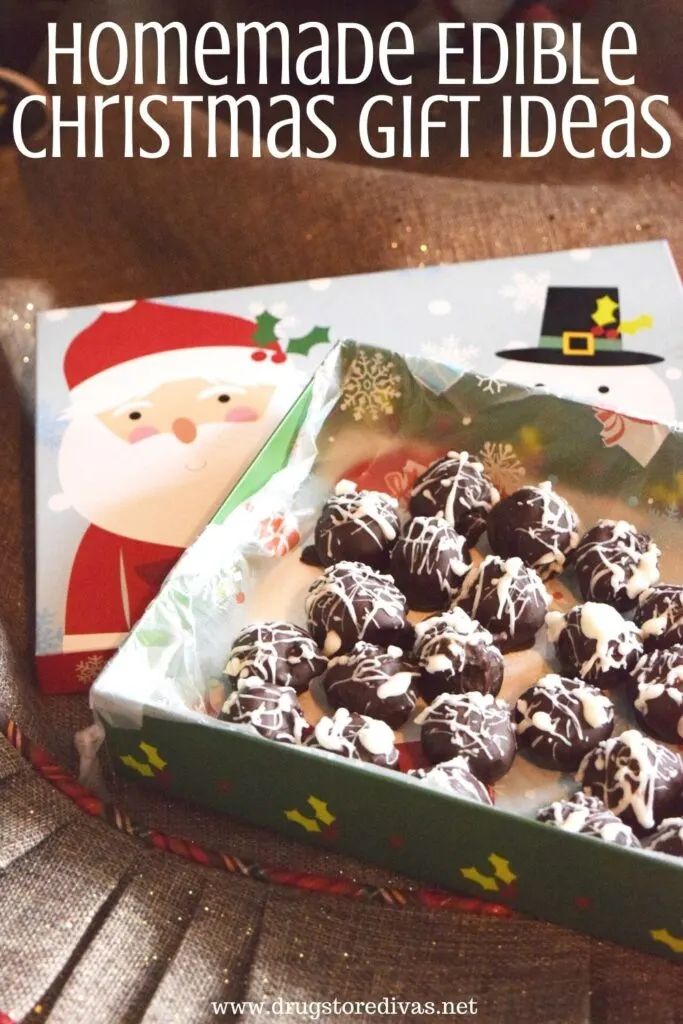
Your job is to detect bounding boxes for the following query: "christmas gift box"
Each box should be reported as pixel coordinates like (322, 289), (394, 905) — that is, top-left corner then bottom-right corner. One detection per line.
(36, 240), (683, 692)
(90, 340), (683, 962)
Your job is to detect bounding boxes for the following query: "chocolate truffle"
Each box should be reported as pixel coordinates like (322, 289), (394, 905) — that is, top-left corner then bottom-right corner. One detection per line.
(305, 561), (410, 657)
(220, 680), (307, 744)
(389, 516), (470, 611)
(573, 520), (660, 612)
(486, 481), (579, 580)
(413, 607), (504, 704)
(546, 602), (643, 689)
(577, 729), (683, 832)
(322, 642), (420, 729)
(632, 646), (683, 745)
(536, 792), (640, 848)
(455, 555), (550, 652)
(224, 621), (327, 695)
(308, 480), (400, 570)
(409, 451), (499, 546)
(408, 756), (493, 805)
(304, 707), (399, 769)
(635, 584), (683, 650)
(515, 674), (614, 772)
(418, 691), (516, 784)
(647, 817), (683, 858)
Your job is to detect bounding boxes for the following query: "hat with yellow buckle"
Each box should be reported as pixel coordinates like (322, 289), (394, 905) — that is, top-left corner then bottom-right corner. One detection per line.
(497, 287), (661, 366)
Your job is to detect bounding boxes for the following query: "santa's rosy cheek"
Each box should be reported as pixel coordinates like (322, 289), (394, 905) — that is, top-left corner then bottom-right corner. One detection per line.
(128, 425), (160, 444)
(224, 405), (259, 423)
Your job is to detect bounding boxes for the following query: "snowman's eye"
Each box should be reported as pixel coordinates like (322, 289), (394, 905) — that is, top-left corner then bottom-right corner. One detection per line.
(598, 386), (610, 394)
(535, 382), (544, 388)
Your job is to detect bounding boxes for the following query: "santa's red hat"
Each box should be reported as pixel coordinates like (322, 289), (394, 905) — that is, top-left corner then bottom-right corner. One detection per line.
(63, 301), (289, 417)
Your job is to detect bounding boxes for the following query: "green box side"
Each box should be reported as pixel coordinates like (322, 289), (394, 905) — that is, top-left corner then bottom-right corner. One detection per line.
(212, 384), (313, 524)
(96, 344), (683, 965)
(105, 714), (683, 964)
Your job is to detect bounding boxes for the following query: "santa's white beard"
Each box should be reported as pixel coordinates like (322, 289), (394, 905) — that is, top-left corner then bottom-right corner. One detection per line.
(58, 412), (279, 547)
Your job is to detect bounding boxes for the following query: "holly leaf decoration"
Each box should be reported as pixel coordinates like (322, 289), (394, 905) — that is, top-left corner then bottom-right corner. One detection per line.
(252, 311), (280, 345)
(287, 325), (331, 357)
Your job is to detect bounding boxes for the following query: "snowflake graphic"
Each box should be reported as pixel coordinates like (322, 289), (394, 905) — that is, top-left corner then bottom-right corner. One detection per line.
(476, 375), (508, 395)
(340, 351), (402, 422)
(75, 654), (107, 686)
(500, 271), (551, 312)
(479, 442), (526, 495)
(36, 400), (66, 451)
(36, 608), (63, 653)
(421, 336), (479, 370)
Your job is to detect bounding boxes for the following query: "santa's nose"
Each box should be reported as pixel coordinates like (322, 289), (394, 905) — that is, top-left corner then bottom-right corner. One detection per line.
(172, 417), (197, 444)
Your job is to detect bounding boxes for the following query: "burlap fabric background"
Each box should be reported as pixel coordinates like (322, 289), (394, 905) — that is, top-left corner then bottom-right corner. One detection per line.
(1, 0), (683, 1020)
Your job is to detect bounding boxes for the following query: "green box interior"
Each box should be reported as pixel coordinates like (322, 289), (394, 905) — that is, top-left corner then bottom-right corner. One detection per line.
(93, 343), (683, 963)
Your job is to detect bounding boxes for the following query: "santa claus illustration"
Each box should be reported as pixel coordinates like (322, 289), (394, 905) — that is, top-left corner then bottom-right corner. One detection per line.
(51, 300), (323, 655)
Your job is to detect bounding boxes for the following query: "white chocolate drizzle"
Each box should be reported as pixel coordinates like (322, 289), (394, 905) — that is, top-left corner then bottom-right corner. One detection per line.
(633, 647), (683, 741)
(515, 674), (613, 758)
(224, 621), (326, 689)
(456, 555), (550, 646)
(414, 608), (501, 687)
(324, 641), (419, 709)
(221, 681), (306, 744)
(547, 603), (642, 681)
(493, 482), (579, 578)
(391, 516), (470, 605)
(635, 585), (683, 646)
(305, 561), (407, 657)
(576, 729), (683, 831)
(418, 691), (514, 764)
(648, 817), (683, 856)
(317, 482), (399, 561)
(574, 519), (660, 604)
(308, 707), (398, 765)
(410, 451), (499, 539)
(536, 792), (639, 847)
(409, 755), (492, 804)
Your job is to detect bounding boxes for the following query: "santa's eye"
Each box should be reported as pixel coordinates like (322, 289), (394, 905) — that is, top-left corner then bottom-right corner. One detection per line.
(217, 394), (231, 404)
(598, 386), (610, 394)
(128, 411), (142, 421)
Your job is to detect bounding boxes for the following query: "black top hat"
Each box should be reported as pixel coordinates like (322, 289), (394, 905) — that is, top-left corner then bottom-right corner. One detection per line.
(497, 286), (661, 366)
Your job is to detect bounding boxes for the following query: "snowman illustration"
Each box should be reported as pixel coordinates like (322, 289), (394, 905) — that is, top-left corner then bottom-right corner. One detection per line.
(494, 286), (675, 468)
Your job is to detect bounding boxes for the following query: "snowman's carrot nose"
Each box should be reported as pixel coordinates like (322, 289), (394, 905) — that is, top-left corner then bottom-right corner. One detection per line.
(172, 418), (197, 444)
